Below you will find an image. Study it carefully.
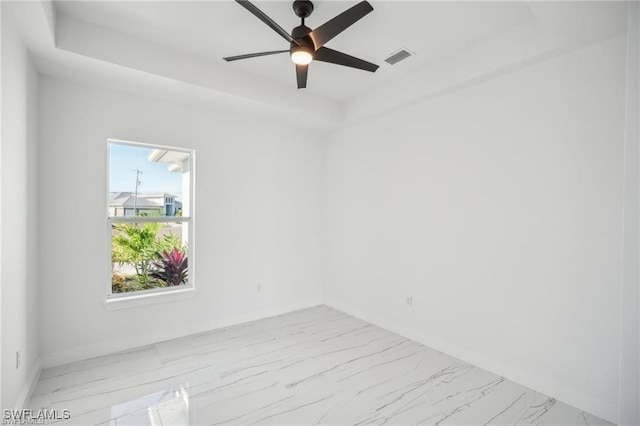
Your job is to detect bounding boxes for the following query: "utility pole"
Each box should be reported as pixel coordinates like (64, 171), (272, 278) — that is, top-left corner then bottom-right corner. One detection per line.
(133, 168), (142, 216)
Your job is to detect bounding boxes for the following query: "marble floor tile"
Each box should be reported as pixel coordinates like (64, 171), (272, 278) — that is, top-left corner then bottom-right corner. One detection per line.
(27, 306), (613, 425)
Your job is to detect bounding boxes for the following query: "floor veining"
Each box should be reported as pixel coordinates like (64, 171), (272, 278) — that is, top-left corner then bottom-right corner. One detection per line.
(27, 306), (613, 425)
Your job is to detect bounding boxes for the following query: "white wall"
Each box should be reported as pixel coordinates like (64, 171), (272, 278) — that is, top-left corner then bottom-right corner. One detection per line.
(324, 37), (626, 423)
(1, 4), (40, 409)
(619, 2), (640, 424)
(38, 76), (325, 364)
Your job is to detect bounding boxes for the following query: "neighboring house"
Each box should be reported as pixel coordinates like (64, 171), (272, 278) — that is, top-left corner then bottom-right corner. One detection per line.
(109, 192), (181, 217)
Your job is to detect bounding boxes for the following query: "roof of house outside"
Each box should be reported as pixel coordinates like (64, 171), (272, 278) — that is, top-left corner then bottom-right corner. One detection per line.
(109, 192), (178, 208)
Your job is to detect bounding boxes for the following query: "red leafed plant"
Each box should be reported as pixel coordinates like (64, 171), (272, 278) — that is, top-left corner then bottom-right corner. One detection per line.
(150, 247), (188, 287)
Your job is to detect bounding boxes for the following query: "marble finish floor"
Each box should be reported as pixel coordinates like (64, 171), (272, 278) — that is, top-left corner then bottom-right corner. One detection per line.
(28, 306), (612, 425)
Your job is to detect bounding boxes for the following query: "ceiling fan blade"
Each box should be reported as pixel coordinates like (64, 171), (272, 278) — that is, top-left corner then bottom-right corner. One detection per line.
(308, 1), (373, 49)
(296, 64), (308, 89)
(224, 50), (289, 62)
(235, 0), (299, 45)
(314, 47), (378, 72)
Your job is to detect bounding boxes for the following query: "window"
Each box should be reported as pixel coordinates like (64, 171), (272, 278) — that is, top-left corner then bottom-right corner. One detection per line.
(107, 140), (194, 302)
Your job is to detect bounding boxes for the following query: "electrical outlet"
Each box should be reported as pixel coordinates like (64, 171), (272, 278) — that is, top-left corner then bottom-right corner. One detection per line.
(406, 296), (413, 307)
(16, 350), (20, 369)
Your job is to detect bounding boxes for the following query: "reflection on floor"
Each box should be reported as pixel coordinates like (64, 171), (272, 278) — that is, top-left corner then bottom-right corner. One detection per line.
(28, 306), (612, 425)
(111, 385), (189, 425)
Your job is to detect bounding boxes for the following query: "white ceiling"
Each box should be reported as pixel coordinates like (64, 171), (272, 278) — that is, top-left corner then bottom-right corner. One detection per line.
(8, 0), (628, 130)
(53, 1), (535, 102)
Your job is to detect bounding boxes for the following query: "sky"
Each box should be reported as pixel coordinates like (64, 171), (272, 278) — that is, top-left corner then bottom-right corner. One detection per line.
(109, 143), (183, 199)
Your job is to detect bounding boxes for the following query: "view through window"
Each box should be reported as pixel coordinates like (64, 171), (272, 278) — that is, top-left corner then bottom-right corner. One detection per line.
(108, 140), (193, 296)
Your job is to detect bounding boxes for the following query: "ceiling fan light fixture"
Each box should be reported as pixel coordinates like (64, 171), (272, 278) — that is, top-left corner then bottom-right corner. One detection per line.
(290, 46), (313, 65)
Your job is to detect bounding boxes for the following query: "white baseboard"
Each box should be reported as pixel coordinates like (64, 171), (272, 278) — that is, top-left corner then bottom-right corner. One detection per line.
(324, 298), (618, 425)
(15, 358), (42, 409)
(41, 298), (325, 369)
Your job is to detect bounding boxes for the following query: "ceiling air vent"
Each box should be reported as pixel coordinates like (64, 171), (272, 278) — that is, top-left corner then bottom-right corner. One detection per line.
(385, 49), (414, 65)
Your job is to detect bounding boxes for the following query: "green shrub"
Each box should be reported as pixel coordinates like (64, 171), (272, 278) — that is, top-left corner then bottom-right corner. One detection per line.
(112, 223), (187, 290)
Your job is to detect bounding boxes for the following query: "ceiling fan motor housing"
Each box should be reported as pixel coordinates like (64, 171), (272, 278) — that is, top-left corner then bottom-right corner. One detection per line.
(291, 24), (314, 50)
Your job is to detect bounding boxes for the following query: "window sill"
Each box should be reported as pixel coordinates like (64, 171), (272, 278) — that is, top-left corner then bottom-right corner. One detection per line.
(104, 287), (197, 311)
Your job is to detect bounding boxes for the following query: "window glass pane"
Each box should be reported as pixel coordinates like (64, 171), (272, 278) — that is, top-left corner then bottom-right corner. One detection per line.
(109, 143), (189, 218)
(111, 222), (188, 294)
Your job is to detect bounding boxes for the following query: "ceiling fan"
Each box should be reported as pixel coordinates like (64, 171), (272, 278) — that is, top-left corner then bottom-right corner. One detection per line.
(224, 0), (379, 89)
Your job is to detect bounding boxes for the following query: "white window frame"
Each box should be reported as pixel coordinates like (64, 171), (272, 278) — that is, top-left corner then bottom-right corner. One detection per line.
(105, 139), (196, 310)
